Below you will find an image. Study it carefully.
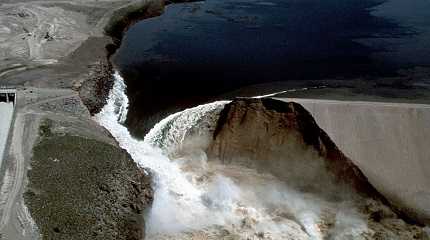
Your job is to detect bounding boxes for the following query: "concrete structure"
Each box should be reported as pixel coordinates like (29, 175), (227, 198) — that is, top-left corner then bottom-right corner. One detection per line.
(278, 98), (430, 224)
(0, 88), (16, 104)
(0, 88), (16, 168)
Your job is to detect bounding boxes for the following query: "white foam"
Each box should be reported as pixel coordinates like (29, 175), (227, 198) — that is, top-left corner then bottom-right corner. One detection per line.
(95, 72), (371, 239)
(253, 86), (326, 99)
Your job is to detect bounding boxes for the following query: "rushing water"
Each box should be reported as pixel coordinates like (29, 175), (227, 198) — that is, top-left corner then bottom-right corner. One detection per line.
(94, 0), (430, 237)
(96, 72), (403, 239)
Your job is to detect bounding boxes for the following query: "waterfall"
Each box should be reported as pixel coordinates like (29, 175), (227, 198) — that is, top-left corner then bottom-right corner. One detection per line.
(95, 72), (374, 240)
(95, 72), (239, 238)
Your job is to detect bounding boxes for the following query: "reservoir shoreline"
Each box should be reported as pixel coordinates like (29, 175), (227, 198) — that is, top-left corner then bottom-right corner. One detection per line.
(0, 0), (429, 239)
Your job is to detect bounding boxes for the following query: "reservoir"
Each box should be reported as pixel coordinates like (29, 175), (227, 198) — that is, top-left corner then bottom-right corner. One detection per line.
(113, 0), (430, 137)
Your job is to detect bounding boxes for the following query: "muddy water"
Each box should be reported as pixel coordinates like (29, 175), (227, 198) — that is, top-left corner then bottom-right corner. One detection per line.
(95, 73), (364, 240)
(96, 72), (426, 240)
(98, 1), (430, 237)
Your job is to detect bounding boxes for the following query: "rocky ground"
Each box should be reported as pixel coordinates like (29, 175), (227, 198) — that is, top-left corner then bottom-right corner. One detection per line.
(0, 0), (164, 239)
(143, 98), (430, 239)
(206, 98), (430, 239)
(208, 98), (430, 227)
(25, 119), (153, 240)
(0, 0), (429, 239)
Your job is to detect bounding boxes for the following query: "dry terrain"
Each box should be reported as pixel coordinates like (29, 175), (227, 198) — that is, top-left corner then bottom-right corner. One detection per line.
(0, 0), (158, 239)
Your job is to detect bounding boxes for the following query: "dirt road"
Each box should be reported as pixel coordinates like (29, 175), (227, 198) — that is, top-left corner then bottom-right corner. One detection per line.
(0, 88), (87, 239)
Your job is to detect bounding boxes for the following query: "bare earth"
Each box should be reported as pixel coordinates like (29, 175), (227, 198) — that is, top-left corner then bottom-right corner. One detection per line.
(0, 0), (154, 239)
(278, 98), (430, 225)
(0, 0), (429, 239)
(0, 0), (149, 88)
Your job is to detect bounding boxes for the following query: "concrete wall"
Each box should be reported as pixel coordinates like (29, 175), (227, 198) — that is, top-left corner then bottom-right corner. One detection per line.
(278, 98), (430, 224)
(0, 102), (14, 167)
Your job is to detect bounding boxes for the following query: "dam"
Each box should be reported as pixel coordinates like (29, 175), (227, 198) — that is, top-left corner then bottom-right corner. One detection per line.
(95, 73), (430, 239)
(0, 88), (16, 167)
(278, 98), (430, 224)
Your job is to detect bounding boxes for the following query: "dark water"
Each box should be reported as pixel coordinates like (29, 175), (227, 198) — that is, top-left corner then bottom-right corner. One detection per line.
(114, 0), (430, 137)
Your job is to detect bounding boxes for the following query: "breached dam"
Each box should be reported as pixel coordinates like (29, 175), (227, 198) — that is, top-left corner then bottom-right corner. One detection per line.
(277, 98), (430, 224)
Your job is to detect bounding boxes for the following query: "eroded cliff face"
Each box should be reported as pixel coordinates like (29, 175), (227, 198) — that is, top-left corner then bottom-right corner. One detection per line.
(144, 98), (428, 239)
(208, 98), (382, 198)
(195, 98), (427, 239)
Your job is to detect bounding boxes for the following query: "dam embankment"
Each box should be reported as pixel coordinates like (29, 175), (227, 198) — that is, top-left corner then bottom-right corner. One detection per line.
(0, 90), (16, 168)
(277, 98), (430, 225)
(89, 0), (430, 236)
(97, 78), (428, 239)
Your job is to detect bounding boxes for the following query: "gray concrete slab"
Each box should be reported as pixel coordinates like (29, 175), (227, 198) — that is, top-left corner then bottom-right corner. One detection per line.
(277, 98), (430, 224)
(0, 102), (14, 168)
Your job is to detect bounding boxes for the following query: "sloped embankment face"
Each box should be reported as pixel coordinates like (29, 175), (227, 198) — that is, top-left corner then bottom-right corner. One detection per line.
(208, 98), (381, 196)
(24, 119), (153, 240)
(198, 98), (426, 239)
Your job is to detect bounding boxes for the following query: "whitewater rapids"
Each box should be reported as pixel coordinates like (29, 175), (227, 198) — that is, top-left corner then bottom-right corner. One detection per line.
(95, 72), (425, 240)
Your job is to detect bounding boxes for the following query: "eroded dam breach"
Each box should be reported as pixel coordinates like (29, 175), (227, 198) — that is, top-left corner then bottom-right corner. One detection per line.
(96, 75), (428, 239)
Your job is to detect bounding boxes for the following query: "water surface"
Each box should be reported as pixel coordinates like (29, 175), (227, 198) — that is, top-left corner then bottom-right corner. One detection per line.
(114, 0), (430, 137)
